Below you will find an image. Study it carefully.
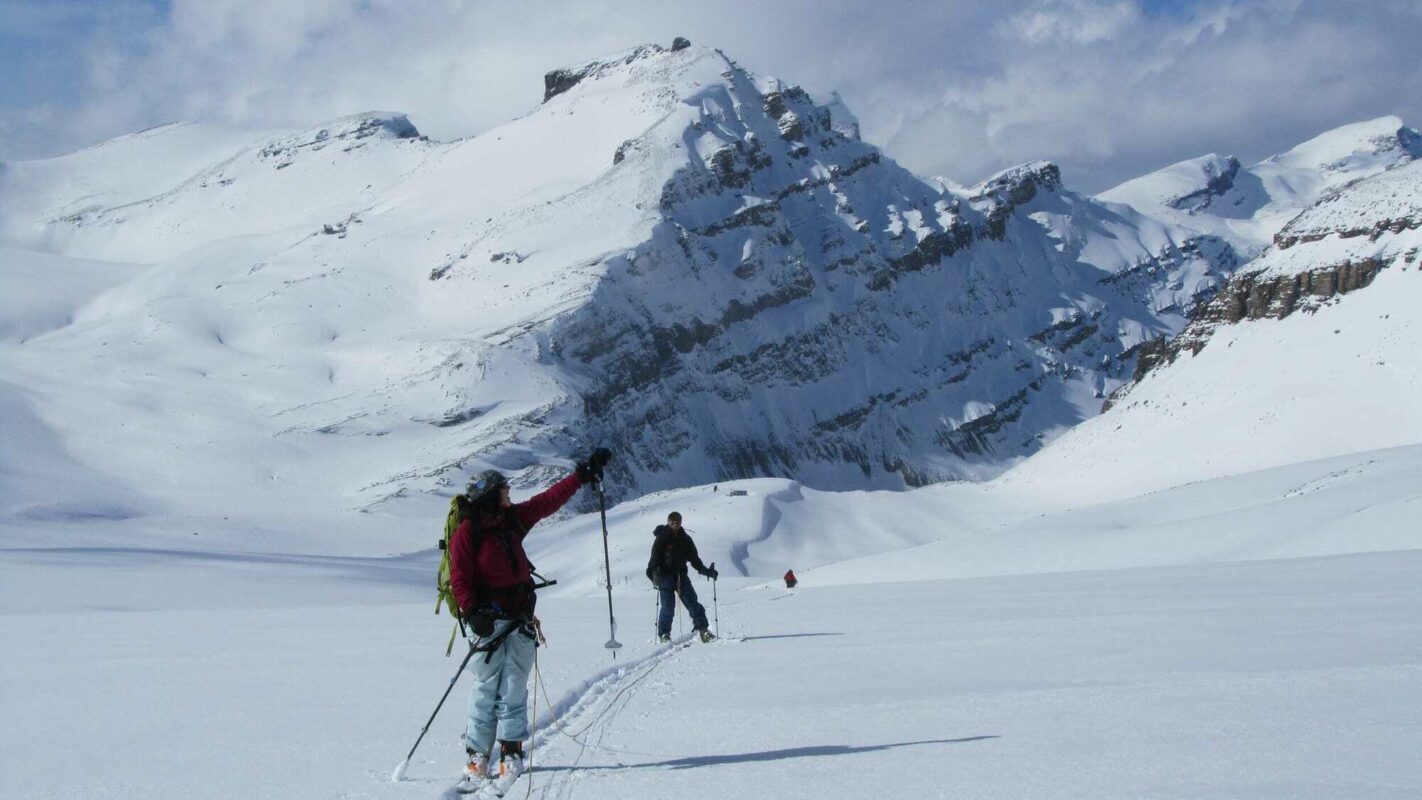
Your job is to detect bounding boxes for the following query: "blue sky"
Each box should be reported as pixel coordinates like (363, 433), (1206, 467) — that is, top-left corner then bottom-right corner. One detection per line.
(3, 0), (1420, 192)
(0, 1), (160, 96)
(1141, 0), (1210, 14)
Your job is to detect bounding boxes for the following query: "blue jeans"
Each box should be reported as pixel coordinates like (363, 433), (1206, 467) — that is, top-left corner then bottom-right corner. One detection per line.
(657, 572), (708, 636)
(463, 620), (536, 755)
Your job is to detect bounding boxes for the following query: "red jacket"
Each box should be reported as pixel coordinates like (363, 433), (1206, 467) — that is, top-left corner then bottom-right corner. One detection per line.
(449, 472), (584, 619)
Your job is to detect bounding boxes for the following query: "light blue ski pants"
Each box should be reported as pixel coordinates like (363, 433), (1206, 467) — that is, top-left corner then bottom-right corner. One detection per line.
(463, 620), (536, 755)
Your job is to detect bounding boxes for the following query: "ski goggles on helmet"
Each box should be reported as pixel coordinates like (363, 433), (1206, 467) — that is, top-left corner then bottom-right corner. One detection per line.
(466, 470), (508, 500)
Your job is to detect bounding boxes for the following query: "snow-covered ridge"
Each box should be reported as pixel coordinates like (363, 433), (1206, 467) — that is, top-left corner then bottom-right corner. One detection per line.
(1099, 116), (1421, 256)
(1008, 156), (1422, 507)
(1265, 115), (1421, 175)
(1274, 157), (1422, 250)
(0, 110), (433, 259)
(1127, 158), (1422, 375)
(542, 40), (690, 102)
(0, 41), (1414, 538)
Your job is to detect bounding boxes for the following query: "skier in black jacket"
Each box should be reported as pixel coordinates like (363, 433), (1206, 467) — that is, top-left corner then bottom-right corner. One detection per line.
(646, 511), (718, 642)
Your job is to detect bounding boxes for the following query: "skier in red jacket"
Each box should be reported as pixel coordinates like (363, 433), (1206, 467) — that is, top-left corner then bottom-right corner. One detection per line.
(449, 447), (610, 786)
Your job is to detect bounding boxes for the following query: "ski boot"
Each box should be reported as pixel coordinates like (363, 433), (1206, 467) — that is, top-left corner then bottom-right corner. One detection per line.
(658, 633), (671, 644)
(498, 752), (525, 781)
(484, 742), (525, 797)
(698, 629), (716, 643)
(456, 749), (489, 793)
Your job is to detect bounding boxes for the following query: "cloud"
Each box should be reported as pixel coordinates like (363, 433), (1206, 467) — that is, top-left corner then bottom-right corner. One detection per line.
(872, 0), (1422, 190)
(3, 0), (1419, 193)
(1006, 0), (1142, 44)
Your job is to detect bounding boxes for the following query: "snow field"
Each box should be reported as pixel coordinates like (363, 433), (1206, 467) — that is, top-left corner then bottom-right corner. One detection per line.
(5, 440), (1421, 798)
(506, 553), (1422, 800)
(5, 545), (1419, 799)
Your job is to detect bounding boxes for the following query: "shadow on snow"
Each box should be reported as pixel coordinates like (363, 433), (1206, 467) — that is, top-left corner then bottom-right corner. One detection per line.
(536, 736), (1000, 773)
(738, 632), (846, 642)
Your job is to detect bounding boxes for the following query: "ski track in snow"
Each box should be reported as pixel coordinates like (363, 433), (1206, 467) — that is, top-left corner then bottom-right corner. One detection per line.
(1282, 460), (1378, 498)
(434, 632), (704, 800)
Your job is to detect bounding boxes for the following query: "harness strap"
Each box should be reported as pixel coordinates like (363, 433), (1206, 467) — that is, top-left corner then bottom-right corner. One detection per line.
(474, 619), (526, 664)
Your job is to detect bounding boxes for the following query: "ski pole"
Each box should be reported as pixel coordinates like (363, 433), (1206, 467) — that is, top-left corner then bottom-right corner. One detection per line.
(676, 572), (684, 638)
(710, 562), (719, 635)
(595, 477), (622, 657)
(391, 641), (479, 782)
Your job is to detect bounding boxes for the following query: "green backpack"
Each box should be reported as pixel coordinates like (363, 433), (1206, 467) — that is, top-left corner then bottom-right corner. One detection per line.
(436, 496), (467, 655)
(434, 493), (555, 655)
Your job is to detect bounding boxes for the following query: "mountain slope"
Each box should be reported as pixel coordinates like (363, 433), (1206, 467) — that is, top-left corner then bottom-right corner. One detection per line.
(1002, 158), (1422, 506)
(0, 42), (1233, 534)
(3, 43), (1404, 539)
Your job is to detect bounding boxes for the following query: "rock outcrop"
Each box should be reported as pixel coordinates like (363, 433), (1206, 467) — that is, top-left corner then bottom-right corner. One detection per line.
(1117, 157), (1422, 397)
(543, 44), (667, 103)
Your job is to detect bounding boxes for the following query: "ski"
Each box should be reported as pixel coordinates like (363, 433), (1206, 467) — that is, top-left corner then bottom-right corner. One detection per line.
(436, 775), (483, 800)
(471, 768), (525, 798)
(453, 774), (487, 795)
(442, 769), (508, 798)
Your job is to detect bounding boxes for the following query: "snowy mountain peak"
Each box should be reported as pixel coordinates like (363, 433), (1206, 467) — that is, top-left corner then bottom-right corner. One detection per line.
(1167, 155), (1241, 213)
(542, 41), (710, 103)
(254, 111), (421, 160)
(965, 161), (1063, 240)
(824, 91), (861, 141)
(969, 160), (1063, 204)
(1099, 116), (1420, 258)
(1265, 115), (1421, 174)
(1100, 152), (1242, 216)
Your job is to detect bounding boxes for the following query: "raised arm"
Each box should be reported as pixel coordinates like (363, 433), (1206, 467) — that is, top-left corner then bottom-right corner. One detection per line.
(512, 472), (584, 532)
(509, 448), (611, 535)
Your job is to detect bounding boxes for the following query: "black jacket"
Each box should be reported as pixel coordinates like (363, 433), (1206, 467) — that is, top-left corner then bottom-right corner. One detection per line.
(647, 526), (709, 580)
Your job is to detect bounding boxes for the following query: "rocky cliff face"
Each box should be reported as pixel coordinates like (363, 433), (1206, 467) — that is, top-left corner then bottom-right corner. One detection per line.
(1116, 158), (1422, 397)
(521, 49), (1235, 493)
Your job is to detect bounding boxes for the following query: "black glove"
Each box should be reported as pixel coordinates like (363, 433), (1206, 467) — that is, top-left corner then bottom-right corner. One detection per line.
(702, 565), (719, 580)
(576, 447), (613, 482)
(464, 606), (497, 638)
